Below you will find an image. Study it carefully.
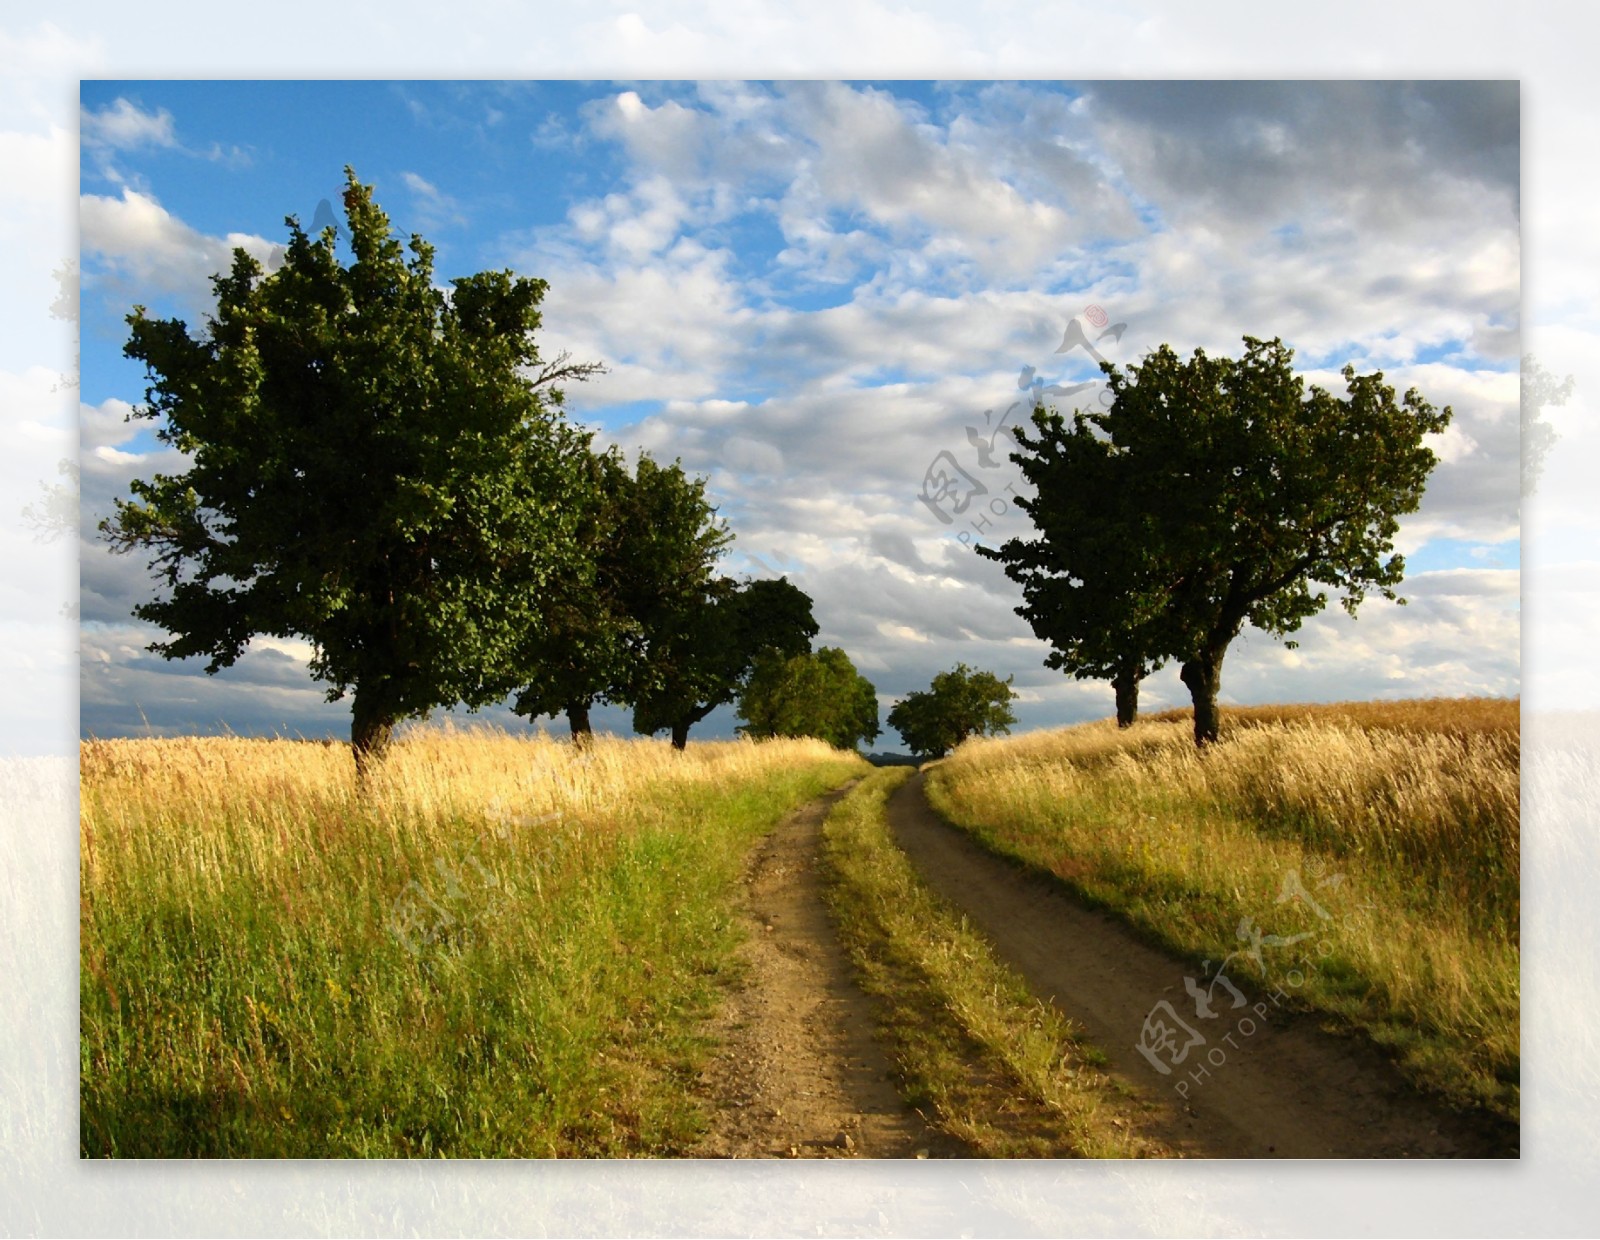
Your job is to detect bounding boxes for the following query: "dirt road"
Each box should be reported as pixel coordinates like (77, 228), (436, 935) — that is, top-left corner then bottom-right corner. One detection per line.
(692, 782), (966, 1158)
(691, 774), (1514, 1159)
(886, 771), (1517, 1158)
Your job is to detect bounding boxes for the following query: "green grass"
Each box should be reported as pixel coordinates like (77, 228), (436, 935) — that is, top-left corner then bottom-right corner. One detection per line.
(80, 730), (866, 1157)
(924, 703), (1520, 1126)
(818, 767), (1151, 1157)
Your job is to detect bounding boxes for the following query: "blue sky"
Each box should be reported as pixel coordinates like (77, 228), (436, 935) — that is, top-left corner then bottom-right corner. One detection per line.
(77, 80), (1523, 746)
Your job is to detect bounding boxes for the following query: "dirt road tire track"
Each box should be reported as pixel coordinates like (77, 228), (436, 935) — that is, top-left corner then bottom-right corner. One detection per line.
(886, 771), (1517, 1159)
(691, 781), (967, 1158)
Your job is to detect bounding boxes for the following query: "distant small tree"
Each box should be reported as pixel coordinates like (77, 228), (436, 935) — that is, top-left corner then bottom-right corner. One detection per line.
(737, 646), (880, 750)
(887, 663), (1016, 759)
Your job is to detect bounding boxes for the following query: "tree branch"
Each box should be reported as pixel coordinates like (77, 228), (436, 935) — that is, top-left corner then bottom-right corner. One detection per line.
(528, 350), (608, 392)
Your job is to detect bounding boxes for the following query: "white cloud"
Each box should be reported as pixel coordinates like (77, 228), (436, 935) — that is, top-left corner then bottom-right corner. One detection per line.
(401, 170), (466, 228)
(80, 397), (139, 452)
(79, 186), (281, 317)
(80, 96), (175, 151)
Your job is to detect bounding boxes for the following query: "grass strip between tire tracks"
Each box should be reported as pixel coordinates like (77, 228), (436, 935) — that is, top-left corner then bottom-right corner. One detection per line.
(819, 767), (1158, 1158)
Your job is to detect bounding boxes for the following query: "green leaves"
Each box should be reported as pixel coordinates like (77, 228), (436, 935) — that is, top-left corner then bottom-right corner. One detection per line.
(887, 663), (1016, 759)
(985, 335), (1451, 744)
(631, 573), (820, 749)
(511, 447), (719, 731)
(101, 169), (600, 765)
(736, 646), (879, 750)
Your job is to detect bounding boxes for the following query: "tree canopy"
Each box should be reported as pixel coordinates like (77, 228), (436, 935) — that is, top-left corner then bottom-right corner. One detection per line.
(632, 575), (820, 749)
(511, 449), (721, 742)
(887, 663), (1016, 759)
(990, 336), (1451, 745)
(979, 404), (1169, 727)
(737, 645), (880, 751)
(101, 169), (599, 775)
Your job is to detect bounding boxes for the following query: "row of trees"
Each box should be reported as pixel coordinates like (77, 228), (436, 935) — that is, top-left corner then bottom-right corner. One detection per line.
(731, 652), (1019, 759)
(505, 440), (823, 749)
(983, 336), (1452, 745)
(111, 174), (1419, 766)
(101, 172), (819, 774)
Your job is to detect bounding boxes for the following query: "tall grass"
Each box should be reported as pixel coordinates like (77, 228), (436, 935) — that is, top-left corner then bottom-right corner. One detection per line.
(925, 699), (1519, 1122)
(81, 726), (865, 1157)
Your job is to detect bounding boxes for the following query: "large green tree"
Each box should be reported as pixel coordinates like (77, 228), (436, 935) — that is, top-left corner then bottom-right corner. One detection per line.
(979, 405), (1169, 727)
(633, 575), (819, 749)
(887, 663), (1016, 759)
(101, 170), (598, 776)
(1008, 337), (1451, 747)
(737, 645), (880, 750)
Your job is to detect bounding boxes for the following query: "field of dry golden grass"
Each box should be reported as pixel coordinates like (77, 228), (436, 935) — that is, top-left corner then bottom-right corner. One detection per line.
(80, 726), (865, 1157)
(924, 697), (1520, 1123)
(1142, 695), (1518, 742)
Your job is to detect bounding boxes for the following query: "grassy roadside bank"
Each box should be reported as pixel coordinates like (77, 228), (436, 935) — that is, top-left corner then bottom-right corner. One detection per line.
(80, 728), (865, 1157)
(923, 700), (1519, 1125)
(819, 767), (1153, 1157)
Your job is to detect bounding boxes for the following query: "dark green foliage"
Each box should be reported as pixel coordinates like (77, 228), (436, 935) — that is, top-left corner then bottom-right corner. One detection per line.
(615, 464), (734, 748)
(737, 645), (881, 750)
(632, 573), (820, 749)
(511, 450), (720, 741)
(729, 576), (820, 666)
(887, 664), (1017, 759)
(979, 403), (1168, 727)
(510, 445), (632, 739)
(99, 170), (598, 773)
(990, 336), (1451, 746)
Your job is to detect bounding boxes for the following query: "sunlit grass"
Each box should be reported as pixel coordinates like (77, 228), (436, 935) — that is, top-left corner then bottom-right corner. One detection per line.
(80, 726), (866, 1157)
(924, 698), (1519, 1123)
(820, 769), (1149, 1157)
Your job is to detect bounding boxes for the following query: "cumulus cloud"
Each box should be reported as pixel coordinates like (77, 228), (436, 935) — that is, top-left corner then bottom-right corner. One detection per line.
(80, 186), (280, 320)
(81, 622), (349, 738)
(401, 170), (467, 229)
(1084, 81), (1519, 239)
(80, 94), (252, 186)
(79, 397), (139, 452)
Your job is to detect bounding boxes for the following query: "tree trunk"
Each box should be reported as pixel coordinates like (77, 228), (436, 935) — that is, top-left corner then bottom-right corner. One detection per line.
(670, 719), (690, 750)
(351, 694), (395, 784)
(567, 699), (593, 746)
(1179, 652), (1225, 747)
(1113, 665), (1141, 728)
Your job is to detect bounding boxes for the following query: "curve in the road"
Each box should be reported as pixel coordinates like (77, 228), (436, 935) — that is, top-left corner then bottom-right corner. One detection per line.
(886, 770), (1517, 1159)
